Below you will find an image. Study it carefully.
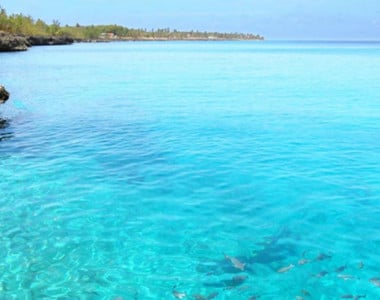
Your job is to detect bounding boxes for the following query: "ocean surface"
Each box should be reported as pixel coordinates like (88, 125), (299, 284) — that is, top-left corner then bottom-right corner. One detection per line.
(0, 41), (380, 299)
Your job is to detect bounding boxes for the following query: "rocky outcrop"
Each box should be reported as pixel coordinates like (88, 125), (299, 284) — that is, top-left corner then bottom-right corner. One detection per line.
(27, 36), (74, 46)
(0, 31), (74, 52)
(0, 31), (29, 52)
(0, 85), (10, 104)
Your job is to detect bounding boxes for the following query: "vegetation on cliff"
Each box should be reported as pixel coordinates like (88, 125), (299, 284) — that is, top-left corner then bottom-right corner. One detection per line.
(0, 6), (263, 41)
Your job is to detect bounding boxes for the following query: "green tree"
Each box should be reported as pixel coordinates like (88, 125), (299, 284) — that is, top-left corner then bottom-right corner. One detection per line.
(49, 19), (60, 36)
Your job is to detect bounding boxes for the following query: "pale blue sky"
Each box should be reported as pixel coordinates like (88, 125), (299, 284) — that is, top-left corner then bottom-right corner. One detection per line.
(1, 0), (379, 40)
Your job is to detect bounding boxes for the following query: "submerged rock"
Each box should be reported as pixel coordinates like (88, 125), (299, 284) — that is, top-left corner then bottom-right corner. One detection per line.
(0, 31), (29, 52)
(0, 85), (10, 103)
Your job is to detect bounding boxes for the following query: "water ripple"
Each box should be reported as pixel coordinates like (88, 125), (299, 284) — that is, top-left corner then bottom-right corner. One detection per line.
(0, 42), (380, 299)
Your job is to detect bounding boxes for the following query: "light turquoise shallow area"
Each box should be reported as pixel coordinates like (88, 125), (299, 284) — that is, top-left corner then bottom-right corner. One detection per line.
(1, 41), (380, 299)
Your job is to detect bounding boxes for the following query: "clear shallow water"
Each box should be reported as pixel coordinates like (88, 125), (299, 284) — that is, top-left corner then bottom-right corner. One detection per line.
(0, 41), (380, 299)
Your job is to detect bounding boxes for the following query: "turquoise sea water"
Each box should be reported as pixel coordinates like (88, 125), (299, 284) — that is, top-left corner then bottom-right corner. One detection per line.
(1, 41), (380, 299)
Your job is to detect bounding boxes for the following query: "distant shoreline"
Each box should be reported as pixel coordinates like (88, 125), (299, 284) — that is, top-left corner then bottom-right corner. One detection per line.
(0, 8), (263, 51)
(0, 31), (264, 52)
(80, 37), (264, 43)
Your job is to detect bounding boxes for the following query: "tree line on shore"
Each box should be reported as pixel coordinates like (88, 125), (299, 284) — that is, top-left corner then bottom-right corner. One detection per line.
(0, 7), (263, 40)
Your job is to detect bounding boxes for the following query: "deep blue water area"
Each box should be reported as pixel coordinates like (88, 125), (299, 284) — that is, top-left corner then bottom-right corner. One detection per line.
(1, 41), (380, 299)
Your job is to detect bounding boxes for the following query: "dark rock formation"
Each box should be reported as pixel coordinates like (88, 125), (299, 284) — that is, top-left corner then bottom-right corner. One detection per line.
(0, 31), (29, 52)
(0, 31), (74, 52)
(0, 85), (10, 104)
(27, 35), (74, 46)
